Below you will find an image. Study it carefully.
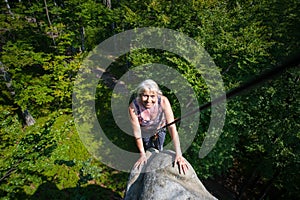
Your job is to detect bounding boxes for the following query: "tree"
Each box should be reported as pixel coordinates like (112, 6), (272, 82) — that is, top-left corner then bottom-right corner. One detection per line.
(0, 0), (299, 198)
(110, 0), (300, 198)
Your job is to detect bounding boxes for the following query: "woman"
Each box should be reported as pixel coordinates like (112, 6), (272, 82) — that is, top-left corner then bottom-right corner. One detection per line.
(128, 79), (188, 174)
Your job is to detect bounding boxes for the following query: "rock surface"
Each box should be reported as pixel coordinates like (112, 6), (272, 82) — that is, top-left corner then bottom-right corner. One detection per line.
(125, 149), (217, 200)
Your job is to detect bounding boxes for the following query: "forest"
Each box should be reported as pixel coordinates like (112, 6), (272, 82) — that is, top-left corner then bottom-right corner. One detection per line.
(0, 0), (299, 199)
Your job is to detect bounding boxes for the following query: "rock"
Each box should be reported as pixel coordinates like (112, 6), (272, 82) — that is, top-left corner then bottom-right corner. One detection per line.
(125, 149), (217, 200)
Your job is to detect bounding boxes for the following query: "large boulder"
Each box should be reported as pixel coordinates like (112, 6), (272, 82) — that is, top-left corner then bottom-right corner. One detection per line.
(125, 149), (217, 200)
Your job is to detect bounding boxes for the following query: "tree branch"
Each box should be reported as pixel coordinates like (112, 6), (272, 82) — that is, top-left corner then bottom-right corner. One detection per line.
(43, 0), (56, 46)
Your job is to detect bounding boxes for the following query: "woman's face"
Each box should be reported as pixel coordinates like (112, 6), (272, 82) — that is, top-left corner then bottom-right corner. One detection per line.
(140, 89), (157, 109)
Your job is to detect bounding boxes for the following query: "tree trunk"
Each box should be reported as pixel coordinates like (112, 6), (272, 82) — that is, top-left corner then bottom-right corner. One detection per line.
(103, 0), (111, 9)
(0, 63), (35, 126)
(80, 26), (85, 52)
(23, 110), (36, 126)
(4, 0), (13, 15)
(43, 0), (56, 46)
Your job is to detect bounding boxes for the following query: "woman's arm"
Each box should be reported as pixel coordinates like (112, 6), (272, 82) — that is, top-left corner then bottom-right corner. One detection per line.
(128, 103), (147, 169)
(161, 96), (188, 174)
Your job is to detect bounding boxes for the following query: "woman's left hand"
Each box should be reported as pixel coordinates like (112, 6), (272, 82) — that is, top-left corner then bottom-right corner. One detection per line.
(174, 154), (189, 175)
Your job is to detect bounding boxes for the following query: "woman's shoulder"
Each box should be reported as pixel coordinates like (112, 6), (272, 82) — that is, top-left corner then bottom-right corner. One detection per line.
(160, 95), (167, 100)
(160, 95), (170, 106)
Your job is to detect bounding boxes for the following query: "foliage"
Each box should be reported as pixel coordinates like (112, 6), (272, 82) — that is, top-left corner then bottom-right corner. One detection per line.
(0, 109), (125, 199)
(0, 0), (114, 116)
(0, 0), (299, 199)
(229, 67), (300, 198)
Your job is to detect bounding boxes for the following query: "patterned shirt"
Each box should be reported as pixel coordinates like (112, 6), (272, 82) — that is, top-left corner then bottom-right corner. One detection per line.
(132, 96), (166, 137)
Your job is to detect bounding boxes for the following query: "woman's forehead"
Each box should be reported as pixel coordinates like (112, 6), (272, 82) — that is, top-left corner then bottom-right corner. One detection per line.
(142, 89), (157, 95)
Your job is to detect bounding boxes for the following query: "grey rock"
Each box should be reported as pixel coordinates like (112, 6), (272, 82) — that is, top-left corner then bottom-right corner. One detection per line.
(125, 149), (217, 200)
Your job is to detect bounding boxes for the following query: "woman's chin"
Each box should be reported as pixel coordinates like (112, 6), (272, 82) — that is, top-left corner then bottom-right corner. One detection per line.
(144, 104), (153, 108)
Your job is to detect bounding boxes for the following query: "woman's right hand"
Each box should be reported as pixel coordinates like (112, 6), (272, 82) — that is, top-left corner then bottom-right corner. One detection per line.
(134, 153), (147, 169)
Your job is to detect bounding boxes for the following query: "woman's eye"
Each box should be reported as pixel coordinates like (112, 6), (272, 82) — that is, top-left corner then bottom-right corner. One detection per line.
(142, 94), (156, 99)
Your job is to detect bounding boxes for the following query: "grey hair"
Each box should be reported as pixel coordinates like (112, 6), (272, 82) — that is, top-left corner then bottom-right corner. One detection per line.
(136, 79), (162, 99)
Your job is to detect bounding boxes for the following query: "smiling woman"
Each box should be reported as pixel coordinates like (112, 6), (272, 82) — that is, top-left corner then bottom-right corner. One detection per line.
(128, 79), (188, 174)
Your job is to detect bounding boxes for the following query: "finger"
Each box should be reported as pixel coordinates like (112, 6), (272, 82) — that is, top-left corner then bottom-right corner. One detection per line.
(179, 164), (185, 174)
(181, 165), (185, 175)
(179, 161), (188, 174)
(182, 164), (188, 175)
(134, 162), (139, 169)
(134, 161), (141, 169)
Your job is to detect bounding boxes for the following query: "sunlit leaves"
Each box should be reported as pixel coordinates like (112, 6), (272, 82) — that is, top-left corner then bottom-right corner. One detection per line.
(0, 0), (299, 198)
